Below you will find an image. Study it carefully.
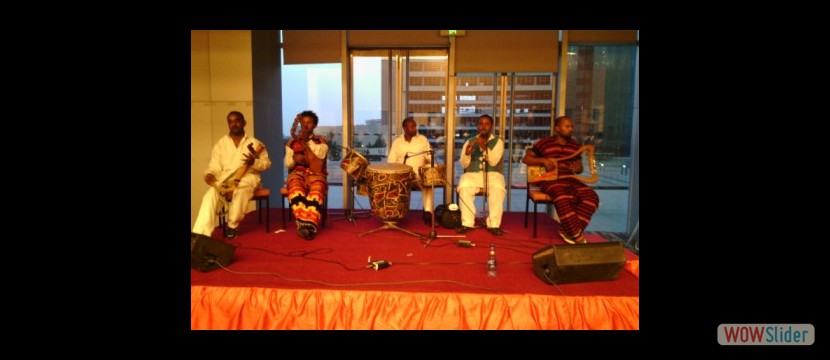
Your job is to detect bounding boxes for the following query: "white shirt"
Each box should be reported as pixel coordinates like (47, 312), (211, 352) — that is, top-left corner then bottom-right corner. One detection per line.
(458, 134), (505, 190)
(206, 134), (272, 182)
(459, 134), (504, 170)
(387, 133), (432, 177)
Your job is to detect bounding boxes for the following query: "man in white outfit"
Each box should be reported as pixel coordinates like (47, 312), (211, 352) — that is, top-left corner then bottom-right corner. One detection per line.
(457, 114), (505, 235)
(192, 111), (272, 238)
(387, 117), (435, 224)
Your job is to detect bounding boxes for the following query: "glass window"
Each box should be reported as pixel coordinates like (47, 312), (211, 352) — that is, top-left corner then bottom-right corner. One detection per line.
(565, 44), (636, 232)
(280, 61), (343, 184)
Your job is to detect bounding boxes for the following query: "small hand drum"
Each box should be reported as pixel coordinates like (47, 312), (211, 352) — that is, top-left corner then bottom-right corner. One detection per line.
(340, 147), (370, 183)
(418, 164), (446, 187)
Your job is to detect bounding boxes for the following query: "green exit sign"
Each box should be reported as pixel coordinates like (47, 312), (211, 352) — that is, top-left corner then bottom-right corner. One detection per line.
(440, 30), (466, 36)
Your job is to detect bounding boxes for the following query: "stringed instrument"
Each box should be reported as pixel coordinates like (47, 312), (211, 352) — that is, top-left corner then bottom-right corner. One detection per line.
(303, 137), (326, 174)
(527, 145), (599, 183)
(217, 142), (265, 200)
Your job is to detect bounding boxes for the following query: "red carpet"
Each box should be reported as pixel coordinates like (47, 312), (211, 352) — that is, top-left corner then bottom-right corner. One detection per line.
(191, 209), (639, 329)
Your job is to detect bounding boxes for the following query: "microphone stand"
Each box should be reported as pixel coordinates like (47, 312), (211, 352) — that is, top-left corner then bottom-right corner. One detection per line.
(329, 147), (371, 225)
(429, 150), (436, 239)
(404, 150), (427, 235)
(423, 149), (465, 248)
(480, 134), (490, 230)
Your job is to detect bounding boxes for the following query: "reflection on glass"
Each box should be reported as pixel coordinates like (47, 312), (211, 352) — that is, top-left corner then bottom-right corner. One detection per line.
(280, 62), (343, 184)
(565, 44), (635, 190)
(565, 44), (636, 232)
(453, 74), (554, 211)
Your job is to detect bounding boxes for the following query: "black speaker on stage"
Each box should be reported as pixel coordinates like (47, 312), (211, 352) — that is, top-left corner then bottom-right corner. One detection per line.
(191, 232), (235, 272)
(532, 242), (626, 284)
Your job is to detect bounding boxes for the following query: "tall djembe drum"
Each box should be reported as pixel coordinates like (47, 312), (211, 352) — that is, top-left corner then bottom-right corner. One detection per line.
(358, 163), (424, 238)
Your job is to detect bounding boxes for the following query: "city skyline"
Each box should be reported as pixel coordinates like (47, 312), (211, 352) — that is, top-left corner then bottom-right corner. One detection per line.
(281, 60), (382, 135)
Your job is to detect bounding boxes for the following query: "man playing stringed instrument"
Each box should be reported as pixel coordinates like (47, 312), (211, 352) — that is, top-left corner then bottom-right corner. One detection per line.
(285, 110), (328, 240)
(522, 116), (599, 244)
(192, 111), (271, 239)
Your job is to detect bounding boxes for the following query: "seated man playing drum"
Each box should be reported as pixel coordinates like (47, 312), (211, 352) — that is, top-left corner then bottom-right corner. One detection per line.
(285, 111), (328, 240)
(387, 117), (436, 225)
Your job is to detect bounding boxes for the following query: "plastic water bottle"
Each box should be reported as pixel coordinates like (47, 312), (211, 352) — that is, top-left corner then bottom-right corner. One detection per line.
(486, 243), (497, 277)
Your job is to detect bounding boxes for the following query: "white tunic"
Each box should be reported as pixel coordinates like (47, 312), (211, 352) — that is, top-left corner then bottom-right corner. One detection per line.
(387, 133), (432, 178)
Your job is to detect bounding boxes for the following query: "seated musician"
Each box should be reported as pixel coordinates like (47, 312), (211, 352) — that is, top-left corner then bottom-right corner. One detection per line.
(285, 110), (328, 240)
(522, 116), (599, 244)
(457, 114), (505, 236)
(387, 117), (435, 225)
(192, 111), (271, 239)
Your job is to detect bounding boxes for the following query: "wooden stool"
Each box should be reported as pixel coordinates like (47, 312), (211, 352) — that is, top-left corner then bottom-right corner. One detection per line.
(252, 188), (271, 233)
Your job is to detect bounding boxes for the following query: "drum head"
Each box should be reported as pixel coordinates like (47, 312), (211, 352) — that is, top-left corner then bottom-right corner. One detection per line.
(340, 148), (370, 181)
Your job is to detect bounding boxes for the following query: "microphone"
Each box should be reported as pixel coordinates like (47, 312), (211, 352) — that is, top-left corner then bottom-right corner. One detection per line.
(404, 153), (409, 165)
(430, 149), (435, 168)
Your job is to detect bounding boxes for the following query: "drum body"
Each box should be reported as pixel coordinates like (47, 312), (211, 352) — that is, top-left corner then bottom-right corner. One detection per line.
(357, 182), (369, 197)
(340, 149), (370, 182)
(418, 164), (446, 187)
(364, 163), (414, 221)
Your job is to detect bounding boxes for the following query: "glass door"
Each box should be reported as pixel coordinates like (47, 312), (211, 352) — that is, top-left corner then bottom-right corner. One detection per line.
(453, 73), (555, 212)
(348, 49), (449, 211)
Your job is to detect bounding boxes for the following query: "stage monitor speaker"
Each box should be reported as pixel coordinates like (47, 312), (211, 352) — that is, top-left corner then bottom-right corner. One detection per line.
(191, 232), (235, 272)
(532, 242), (626, 284)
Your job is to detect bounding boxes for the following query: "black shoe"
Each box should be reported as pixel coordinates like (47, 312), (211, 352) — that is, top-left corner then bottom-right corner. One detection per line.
(225, 227), (238, 239)
(298, 227), (316, 240)
(486, 227), (504, 236)
(456, 226), (474, 234)
(423, 211), (433, 226)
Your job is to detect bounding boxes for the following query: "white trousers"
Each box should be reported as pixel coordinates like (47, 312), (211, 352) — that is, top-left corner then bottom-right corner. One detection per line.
(415, 183), (434, 213)
(192, 174), (260, 236)
(457, 171), (505, 228)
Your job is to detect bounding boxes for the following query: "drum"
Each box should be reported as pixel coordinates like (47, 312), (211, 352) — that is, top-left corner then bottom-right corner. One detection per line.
(357, 182), (369, 197)
(418, 164), (446, 187)
(364, 163), (415, 222)
(340, 148), (370, 182)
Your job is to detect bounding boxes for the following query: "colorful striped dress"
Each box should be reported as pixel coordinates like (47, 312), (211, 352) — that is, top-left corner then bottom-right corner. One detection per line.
(286, 136), (328, 235)
(530, 136), (599, 242)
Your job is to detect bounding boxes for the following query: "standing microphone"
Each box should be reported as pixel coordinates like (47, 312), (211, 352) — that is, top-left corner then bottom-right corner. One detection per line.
(430, 149), (435, 168)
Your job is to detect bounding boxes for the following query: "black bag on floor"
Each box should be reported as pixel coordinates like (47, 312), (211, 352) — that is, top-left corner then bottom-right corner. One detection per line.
(435, 204), (461, 229)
